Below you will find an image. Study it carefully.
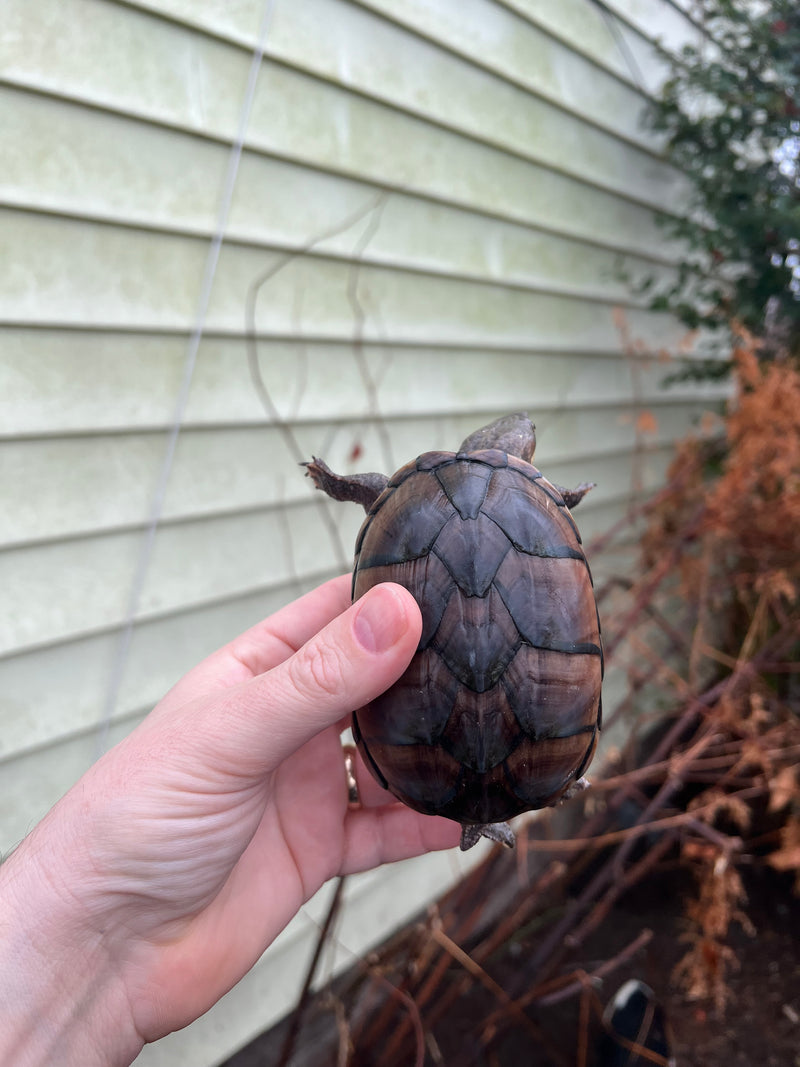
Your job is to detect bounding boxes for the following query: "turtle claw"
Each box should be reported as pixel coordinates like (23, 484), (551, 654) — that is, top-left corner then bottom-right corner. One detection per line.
(459, 821), (516, 851)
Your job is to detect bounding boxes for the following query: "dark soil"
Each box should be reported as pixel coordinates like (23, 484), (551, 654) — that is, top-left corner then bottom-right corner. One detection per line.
(550, 865), (800, 1067)
(225, 864), (800, 1067)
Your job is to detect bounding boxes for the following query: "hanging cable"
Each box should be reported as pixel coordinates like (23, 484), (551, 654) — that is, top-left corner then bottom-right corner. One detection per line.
(95, 0), (278, 757)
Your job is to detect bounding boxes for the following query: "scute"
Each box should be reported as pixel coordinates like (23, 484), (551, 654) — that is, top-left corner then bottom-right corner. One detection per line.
(482, 473), (583, 558)
(502, 645), (602, 739)
(359, 736), (463, 813)
(493, 552), (601, 653)
(432, 586), (519, 692)
(504, 729), (598, 809)
(352, 448), (602, 826)
(435, 460), (493, 519)
(355, 553), (456, 647)
(433, 511), (511, 597)
(355, 648), (459, 746)
(439, 685), (522, 772)
(355, 475), (451, 569)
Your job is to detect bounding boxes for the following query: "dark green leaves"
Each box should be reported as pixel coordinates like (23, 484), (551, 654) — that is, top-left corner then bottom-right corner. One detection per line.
(644, 0), (800, 360)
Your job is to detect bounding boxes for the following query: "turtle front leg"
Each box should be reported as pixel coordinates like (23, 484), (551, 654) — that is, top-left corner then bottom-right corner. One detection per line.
(460, 821), (516, 851)
(303, 458), (389, 512)
(556, 481), (595, 510)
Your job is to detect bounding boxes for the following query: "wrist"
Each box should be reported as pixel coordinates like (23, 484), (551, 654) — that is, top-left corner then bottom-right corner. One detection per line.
(0, 819), (143, 1067)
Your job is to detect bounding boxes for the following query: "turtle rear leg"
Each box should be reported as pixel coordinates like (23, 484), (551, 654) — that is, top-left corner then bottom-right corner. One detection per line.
(460, 821), (515, 851)
(557, 775), (591, 802)
(556, 481), (595, 510)
(303, 458), (389, 512)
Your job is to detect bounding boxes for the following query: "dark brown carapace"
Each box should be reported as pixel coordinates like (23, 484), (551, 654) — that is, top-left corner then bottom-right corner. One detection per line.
(305, 414), (602, 849)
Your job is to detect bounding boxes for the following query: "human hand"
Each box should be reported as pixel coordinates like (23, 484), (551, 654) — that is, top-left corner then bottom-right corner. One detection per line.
(0, 577), (460, 1066)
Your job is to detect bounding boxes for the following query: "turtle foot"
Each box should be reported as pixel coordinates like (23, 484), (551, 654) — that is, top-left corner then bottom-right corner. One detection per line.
(459, 821), (516, 851)
(558, 776), (591, 803)
(556, 481), (596, 510)
(302, 457), (388, 511)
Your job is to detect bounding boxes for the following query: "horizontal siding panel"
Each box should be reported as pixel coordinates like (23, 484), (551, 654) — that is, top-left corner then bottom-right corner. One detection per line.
(0, 580), (320, 768)
(1, 86), (230, 232)
(498, 0), (697, 90)
(344, 0), (655, 141)
(1, 431), (306, 546)
(2, 211), (688, 348)
(0, 329), (721, 439)
(602, 0), (700, 52)
(1, 0), (252, 136)
(2, 0), (683, 213)
(130, 0), (663, 150)
(2, 389), (718, 546)
(0, 594), (313, 772)
(1, 331), (193, 435)
(493, 0), (674, 91)
(1, 88), (680, 276)
(0, 499), (353, 655)
(0, 100), (676, 266)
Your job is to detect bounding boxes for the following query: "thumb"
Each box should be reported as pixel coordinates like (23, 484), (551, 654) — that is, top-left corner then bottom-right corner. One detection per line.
(210, 582), (422, 773)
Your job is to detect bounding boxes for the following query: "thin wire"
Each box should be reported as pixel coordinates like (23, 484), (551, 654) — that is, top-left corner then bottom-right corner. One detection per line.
(94, 0), (278, 757)
(586, 0), (648, 94)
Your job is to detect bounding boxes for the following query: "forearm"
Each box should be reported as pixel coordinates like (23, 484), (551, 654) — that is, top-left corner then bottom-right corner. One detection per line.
(0, 823), (143, 1067)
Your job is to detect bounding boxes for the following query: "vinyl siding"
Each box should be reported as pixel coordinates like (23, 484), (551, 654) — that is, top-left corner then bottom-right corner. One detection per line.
(0, 1), (721, 1062)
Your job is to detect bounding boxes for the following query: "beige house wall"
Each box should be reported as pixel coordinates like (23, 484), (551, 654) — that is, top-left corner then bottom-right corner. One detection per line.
(1, 1), (720, 1062)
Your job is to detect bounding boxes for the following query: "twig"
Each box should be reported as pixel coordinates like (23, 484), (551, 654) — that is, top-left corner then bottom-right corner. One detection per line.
(538, 929), (654, 1007)
(367, 970), (428, 1067)
(277, 877), (346, 1067)
(245, 193), (391, 570)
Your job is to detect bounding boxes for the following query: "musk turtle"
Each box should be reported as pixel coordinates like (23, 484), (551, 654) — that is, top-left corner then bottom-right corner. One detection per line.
(305, 413), (602, 850)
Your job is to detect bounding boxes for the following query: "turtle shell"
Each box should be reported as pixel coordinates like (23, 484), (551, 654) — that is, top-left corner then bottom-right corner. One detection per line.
(351, 447), (603, 826)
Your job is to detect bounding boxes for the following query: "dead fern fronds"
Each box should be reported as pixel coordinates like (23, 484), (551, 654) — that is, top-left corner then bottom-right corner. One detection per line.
(673, 855), (755, 1010)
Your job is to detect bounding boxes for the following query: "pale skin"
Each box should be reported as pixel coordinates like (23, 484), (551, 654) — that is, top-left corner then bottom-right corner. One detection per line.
(0, 577), (460, 1066)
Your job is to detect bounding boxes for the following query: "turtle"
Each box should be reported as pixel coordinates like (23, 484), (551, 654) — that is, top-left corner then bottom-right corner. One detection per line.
(304, 412), (602, 850)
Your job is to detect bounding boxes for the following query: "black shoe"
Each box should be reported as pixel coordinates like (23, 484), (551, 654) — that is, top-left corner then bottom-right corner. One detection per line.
(596, 980), (674, 1066)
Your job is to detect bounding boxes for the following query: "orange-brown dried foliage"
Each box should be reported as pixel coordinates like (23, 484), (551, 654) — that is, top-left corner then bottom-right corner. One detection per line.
(673, 857), (754, 1010)
(639, 332), (800, 1005)
(706, 338), (800, 581)
(645, 333), (800, 607)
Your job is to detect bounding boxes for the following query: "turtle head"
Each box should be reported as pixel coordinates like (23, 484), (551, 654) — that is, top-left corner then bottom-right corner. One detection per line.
(458, 412), (536, 463)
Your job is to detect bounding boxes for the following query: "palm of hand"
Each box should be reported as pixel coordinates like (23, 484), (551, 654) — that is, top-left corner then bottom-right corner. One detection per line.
(54, 577), (458, 1041)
